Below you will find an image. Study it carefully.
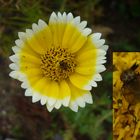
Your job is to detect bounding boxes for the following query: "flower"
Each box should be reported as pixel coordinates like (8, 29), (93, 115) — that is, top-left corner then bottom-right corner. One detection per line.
(9, 12), (108, 112)
(113, 52), (140, 139)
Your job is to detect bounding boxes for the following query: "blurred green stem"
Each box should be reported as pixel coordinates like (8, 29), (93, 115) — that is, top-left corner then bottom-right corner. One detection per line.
(94, 111), (112, 129)
(60, 0), (67, 12)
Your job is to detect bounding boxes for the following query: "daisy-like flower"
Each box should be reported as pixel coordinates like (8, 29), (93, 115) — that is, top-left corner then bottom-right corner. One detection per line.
(9, 12), (108, 112)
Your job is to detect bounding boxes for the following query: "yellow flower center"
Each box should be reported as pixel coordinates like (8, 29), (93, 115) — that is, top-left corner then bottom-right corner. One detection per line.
(40, 47), (77, 82)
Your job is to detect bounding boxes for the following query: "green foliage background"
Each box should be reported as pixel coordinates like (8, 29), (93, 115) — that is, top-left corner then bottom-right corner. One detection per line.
(0, 0), (140, 140)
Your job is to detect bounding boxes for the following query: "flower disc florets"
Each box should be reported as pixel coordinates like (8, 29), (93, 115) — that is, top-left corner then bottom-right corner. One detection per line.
(40, 47), (76, 82)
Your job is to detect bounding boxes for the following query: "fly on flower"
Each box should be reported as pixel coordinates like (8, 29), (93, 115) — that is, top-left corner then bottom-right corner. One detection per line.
(9, 12), (108, 112)
(121, 63), (140, 105)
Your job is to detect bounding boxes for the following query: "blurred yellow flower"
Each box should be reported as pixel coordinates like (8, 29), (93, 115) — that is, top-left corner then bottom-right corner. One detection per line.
(9, 12), (108, 112)
(113, 52), (140, 140)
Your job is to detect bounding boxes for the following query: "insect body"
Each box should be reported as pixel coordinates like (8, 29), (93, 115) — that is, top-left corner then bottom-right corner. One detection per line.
(120, 63), (140, 105)
(59, 60), (69, 70)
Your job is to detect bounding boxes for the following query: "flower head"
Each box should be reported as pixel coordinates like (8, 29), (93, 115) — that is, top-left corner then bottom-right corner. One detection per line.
(9, 12), (108, 112)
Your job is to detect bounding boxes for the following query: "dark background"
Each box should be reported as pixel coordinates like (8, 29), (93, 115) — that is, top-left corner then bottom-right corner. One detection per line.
(0, 0), (140, 140)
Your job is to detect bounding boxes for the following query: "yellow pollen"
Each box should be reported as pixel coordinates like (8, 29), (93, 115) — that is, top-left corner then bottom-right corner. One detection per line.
(40, 47), (77, 82)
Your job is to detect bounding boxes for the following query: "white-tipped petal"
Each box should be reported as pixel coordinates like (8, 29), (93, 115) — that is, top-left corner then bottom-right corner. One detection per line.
(69, 102), (78, 112)
(95, 39), (105, 47)
(9, 71), (19, 79)
(12, 46), (20, 53)
(102, 45), (109, 51)
(32, 23), (40, 33)
(18, 32), (26, 40)
(54, 100), (62, 109)
(15, 39), (23, 48)
(84, 93), (93, 104)
(84, 84), (92, 90)
(76, 97), (85, 108)
(46, 104), (55, 112)
(9, 63), (19, 70)
(97, 56), (106, 61)
(93, 74), (102, 81)
(26, 29), (33, 38)
(9, 55), (19, 63)
(89, 80), (97, 87)
(62, 96), (70, 107)
(97, 59), (106, 64)
(98, 49), (106, 56)
(57, 12), (63, 22)
(21, 82), (29, 89)
(18, 74), (26, 82)
(47, 97), (56, 106)
(67, 12), (73, 21)
(79, 21), (87, 30)
(62, 12), (67, 22)
(82, 28), (92, 36)
(40, 96), (48, 105)
(58, 12), (62, 17)
(25, 89), (32, 96)
(38, 19), (47, 29)
(73, 16), (80, 25)
(32, 92), (41, 103)
(49, 12), (57, 24)
(96, 65), (106, 73)
(92, 33), (101, 40)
